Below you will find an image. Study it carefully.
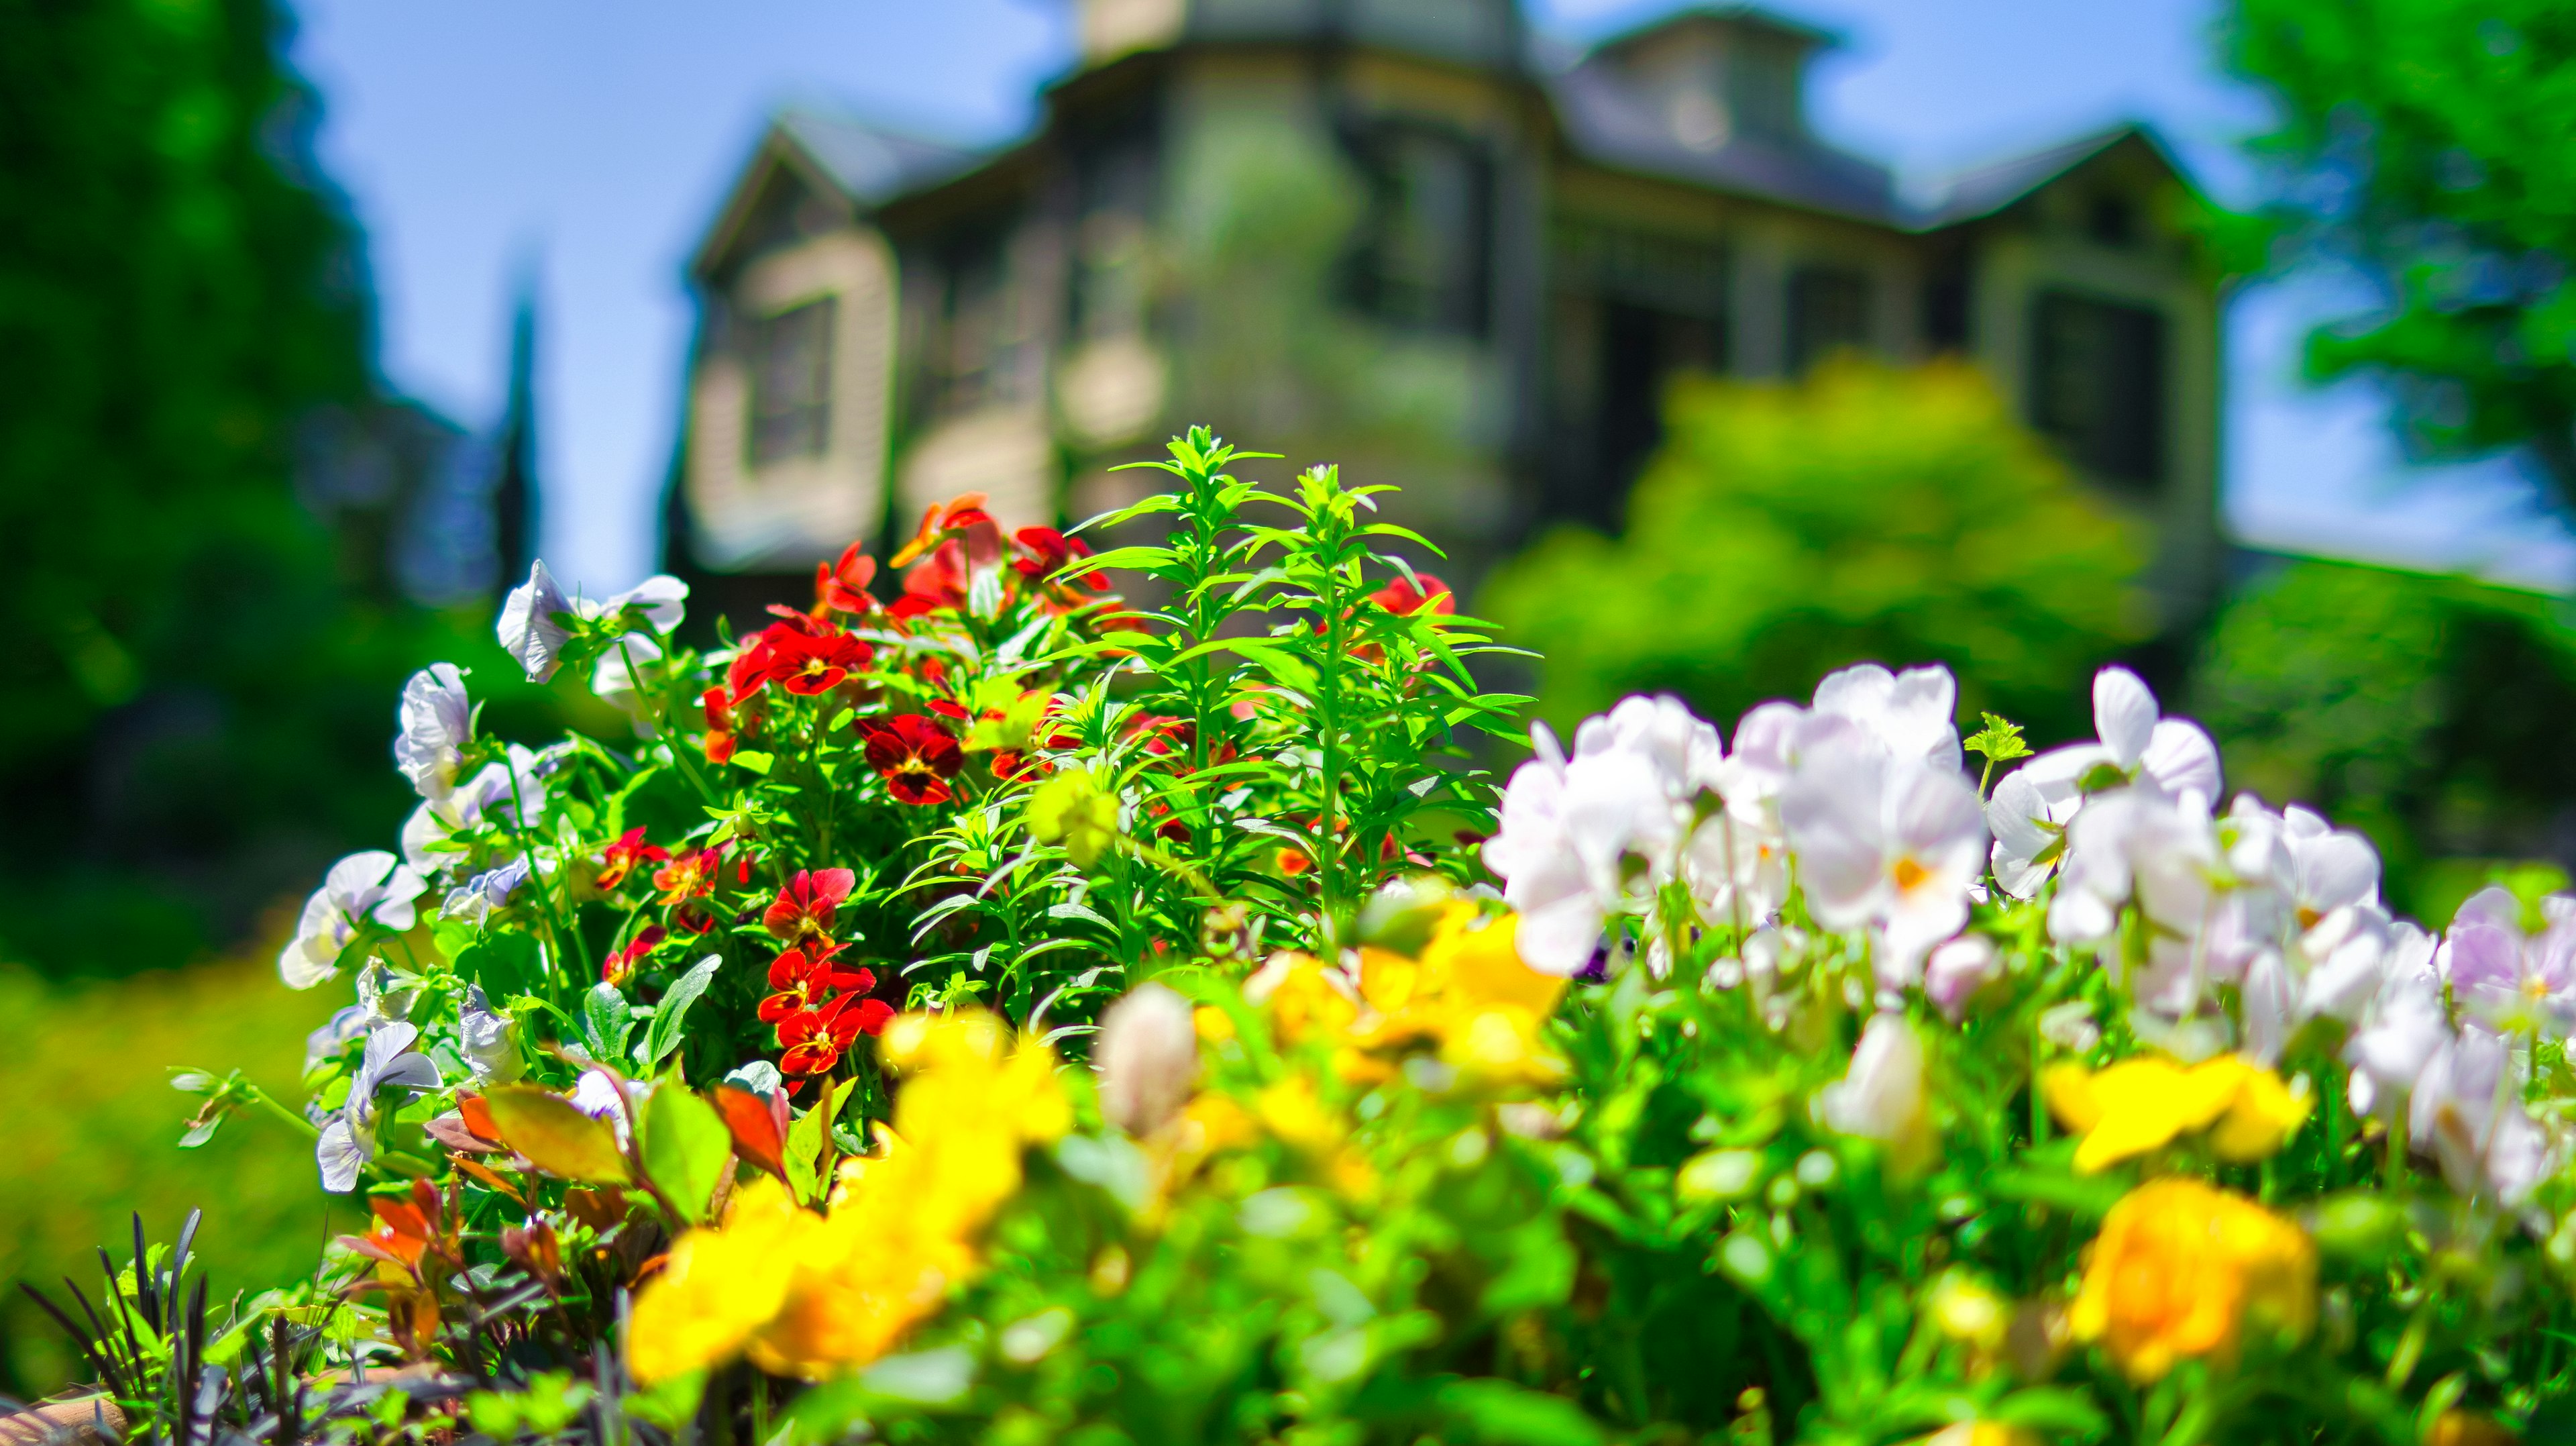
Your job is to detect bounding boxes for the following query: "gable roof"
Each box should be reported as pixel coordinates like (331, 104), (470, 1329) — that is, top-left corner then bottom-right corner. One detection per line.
(690, 111), (985, 278)
(775, 112), (984, 205)
(1914, 123), (2186, 229)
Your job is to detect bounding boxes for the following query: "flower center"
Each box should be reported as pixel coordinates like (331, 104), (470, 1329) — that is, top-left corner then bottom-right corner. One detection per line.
(1893, 856), (1931, 893)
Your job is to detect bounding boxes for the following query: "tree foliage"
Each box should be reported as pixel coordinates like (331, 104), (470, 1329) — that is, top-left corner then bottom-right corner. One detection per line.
(0, 0), (450, 974)
(2193, 556), (2576, 920)
(1485, 358), (2151, 746)
(2225, 0), (2576, 504)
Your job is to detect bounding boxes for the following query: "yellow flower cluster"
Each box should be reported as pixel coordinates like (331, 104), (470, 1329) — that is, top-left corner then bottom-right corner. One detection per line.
(1248, 905), (1567, 1087)
(629, 1013), (1069, 1383)
(2043, 1054), (2309, 1173)
(2070, 1176), (2315, 1383)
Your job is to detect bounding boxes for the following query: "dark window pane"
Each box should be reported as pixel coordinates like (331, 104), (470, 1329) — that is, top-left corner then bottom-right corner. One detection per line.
(1788, 266), (1870, 372)
(2031, 289), (2165, 488)
(1345, 124), (1493, 337)
(747, 296), (836, 466)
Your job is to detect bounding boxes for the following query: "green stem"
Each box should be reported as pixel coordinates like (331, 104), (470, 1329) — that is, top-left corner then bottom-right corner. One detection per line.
(245, 1085), (323, 1141)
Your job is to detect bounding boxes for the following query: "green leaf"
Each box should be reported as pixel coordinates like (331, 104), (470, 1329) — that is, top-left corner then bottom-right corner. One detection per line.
(1964, 711), (2031, 765)
(584, 982), (635, 1060)
(730, 750), (774, 776)
(481, 1086), (631, 1184)
(643, 955), (724, 1070)
(455, 932), (541, 998)
(641, 1087), (732, 1224)
(1433, 1380), (1606, 1446)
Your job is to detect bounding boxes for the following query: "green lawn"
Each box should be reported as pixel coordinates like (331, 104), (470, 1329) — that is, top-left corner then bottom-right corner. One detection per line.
(0, 937), (357, 1396)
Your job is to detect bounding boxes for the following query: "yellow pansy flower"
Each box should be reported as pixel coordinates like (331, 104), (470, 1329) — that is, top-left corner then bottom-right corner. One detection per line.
(629, 1012), (1067, 1384)
(2043, 1054), (2310, 1172)
(2070, 1176), (2315, 1383)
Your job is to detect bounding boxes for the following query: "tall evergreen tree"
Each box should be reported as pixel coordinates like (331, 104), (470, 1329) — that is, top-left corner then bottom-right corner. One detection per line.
(0, 0), (424, 972)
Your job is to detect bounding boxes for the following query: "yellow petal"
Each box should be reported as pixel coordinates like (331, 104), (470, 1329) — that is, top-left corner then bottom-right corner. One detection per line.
(2208, 1065), (2310, 1163)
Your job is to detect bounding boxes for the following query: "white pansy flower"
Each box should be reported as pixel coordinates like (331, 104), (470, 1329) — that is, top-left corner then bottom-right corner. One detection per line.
(278, 851), (426, 990)
(599, 574), (689, 633)
(1818, 1011), (1929, 1149)
(497, 560), (575, 683)
(1485, 707), (1705, 976)
(400, 743), (550, 876)
(1808, 662), (1964, 772)
(1780, 739), (1986, 986)
(392, 664), (472, 801)
(2345, 923), (2447, 1119)
(2410, 1025), (2555, 1208)
(317, 1021), (441, 1192)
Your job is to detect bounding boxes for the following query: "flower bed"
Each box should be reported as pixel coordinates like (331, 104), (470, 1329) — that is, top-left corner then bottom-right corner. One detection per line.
(19, 430), (2573, 1445)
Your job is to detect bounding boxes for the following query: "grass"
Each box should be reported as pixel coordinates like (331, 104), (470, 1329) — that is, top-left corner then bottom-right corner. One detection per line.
(0, 927), (358, 1397)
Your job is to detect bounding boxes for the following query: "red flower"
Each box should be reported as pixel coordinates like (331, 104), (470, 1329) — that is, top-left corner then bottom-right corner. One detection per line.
(889, 495), (1006, 617)
(859, 714), (965, 805)
(891, 493), (999, 568)
(763, 868), (855, 945)
(601, 924), (666, 986)
(757, 944), (875, 1023)
(763, 628), (873, 696)
(1369, 572), (1455, 616)
(1012, 526), (1108, 590)
(594, 827), (670, 892)
(701, 686), (740, 764)
(653, 845), (724, 907)
(776, 998), (894, 1077)
(763, 945), (894, 1076)
(812, 540), (877, 617)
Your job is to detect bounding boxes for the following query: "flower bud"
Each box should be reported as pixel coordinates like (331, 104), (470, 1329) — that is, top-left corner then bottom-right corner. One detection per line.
(1095, 982), (1198, 1136)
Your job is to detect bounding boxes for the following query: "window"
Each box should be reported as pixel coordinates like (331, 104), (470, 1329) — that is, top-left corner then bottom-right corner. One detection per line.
(2031, 290), (2165, 488)
(1344, 123), (1493, 337)
(746, 296), (836, 466)
(937, 231), (1014, 413)
(1787, 266), (1871, 373)
(2087, 194), (2139, 248)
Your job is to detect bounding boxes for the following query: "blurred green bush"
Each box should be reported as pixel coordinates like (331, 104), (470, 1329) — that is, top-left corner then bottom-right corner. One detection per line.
(2194, 555), (2576, 923)
(1485, 357), (2152, 744)
(0, 943), (357, 1397)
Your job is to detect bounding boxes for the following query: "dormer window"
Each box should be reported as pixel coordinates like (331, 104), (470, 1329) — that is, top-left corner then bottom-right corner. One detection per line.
(747, 295), (836, 466)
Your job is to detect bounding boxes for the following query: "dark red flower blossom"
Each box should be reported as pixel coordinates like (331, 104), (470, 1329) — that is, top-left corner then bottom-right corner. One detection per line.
(859, 714), (965, 805)
(1012, 526), (1107, 590)
(594, 827), (670, 892)
(763, 868), (856, 945)
(601, 925), (666, 986)
(1368, 573), (1456, 616)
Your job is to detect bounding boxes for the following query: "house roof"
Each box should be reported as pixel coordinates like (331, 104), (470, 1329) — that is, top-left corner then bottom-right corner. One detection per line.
(1589, 3), (1842, 58)
(774, 111), (985, 206)
(1543, 58), (1897, 223)
(691, 111), (987, 278)
(1914, 123), (2179, 229)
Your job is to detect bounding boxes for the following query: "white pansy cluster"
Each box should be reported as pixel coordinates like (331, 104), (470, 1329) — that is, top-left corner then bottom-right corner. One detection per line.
(1485, 660), (2571, 1212)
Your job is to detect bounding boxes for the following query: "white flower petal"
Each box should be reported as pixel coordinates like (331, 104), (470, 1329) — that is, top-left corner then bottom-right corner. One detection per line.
(2090, 666), (2159, 768)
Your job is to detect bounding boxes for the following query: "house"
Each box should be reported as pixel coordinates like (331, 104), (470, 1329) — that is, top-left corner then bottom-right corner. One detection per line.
(663, 0), (2220, 633)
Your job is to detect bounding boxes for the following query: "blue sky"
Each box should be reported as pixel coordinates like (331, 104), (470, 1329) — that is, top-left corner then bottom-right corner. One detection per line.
(288, 0), (2576, 597)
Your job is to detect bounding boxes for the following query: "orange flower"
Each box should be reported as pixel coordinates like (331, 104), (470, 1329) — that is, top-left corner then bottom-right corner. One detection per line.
(2069, 1176), (2315, 1382)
